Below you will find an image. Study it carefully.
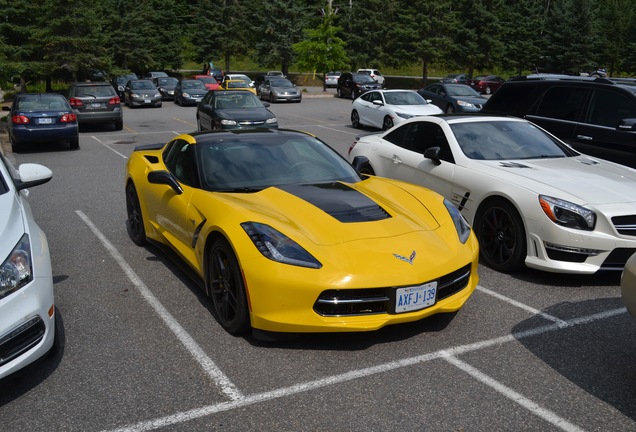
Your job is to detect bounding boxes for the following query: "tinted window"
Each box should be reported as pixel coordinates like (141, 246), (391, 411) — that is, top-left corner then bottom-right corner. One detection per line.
(483, 84), (539, 114)
(585, 89), (636, 127)
(534, 87), (588, 121)
(385, 122), (454, 162)
(164, 139), (200, 188)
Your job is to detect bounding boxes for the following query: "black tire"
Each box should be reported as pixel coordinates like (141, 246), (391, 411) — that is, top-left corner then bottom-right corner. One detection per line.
(382, 116), (394, 131)
(337, 87), (343, 98)
(197, 117), (204, 131)
(351, 90), (356, 100)
(269, 92), (275, 103)
(351, 110), (361, 128)
(114, 119), (123, 131)
(446, 104), (455, 114)
(126, 182), (147, 246)
(473, 199), (526, 273)
(69, 138), (79, 150)
(208, 238), (250, 334)
(9, 135), (20, 153)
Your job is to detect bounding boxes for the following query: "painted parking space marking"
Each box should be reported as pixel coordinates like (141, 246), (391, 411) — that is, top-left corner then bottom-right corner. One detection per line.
(443, 354), (586, 432)
(477, 285), (570, 327)
(75, 210), (243, 402)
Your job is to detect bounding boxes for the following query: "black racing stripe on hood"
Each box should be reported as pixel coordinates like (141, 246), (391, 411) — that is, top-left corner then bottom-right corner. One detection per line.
(278, 182), (391, 223)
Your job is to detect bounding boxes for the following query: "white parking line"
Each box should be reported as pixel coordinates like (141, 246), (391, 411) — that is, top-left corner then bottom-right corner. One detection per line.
(442, 354), (586, 432)
(75, 210), (243, 402)
(101, 306), (626, 432)
(477, 285), (570, 327)
(91, 136), (129, 159)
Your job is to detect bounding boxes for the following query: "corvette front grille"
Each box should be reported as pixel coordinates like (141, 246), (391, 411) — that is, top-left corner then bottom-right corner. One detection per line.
(313, 264), (471, 316)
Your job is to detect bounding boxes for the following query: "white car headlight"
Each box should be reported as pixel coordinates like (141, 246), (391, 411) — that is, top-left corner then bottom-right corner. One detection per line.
(242, 222), (322, 268)
(0, 234), (33, 299)
(396, 112), (414, 119)
(220, 119), (237, 125)
(457, 100), (476, 108)
(265, 118), (277, 124)
(444, 199), (471, 244)
(539, 195), (596, 230)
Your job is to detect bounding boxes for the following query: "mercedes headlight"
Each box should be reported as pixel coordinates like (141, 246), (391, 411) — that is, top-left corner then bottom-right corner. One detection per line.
(242, 222), (322, 268)
(0, 234), (33, 299)
(444, 199), (471, 244)
(539, 195), (595, 230)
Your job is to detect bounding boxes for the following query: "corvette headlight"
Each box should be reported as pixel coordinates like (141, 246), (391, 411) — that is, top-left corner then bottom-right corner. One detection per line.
(265, 118), (277, 124)
(444, 199), (471, 244)
(220, 119), (237, 125)
(539, 195), (595, 230)
(457, 100), (476, 108)
(241, 222), (322, 269)
(396, 112), (414, 119)
(0, 234), (33, 299)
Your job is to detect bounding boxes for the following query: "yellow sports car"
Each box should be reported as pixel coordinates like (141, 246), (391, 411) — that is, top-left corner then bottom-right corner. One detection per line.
(219, 79), (257, 95)
(125, 129), (479, 338)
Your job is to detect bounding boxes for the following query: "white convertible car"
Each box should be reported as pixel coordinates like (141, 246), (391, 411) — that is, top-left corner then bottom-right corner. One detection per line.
(348, 115), (636, 274)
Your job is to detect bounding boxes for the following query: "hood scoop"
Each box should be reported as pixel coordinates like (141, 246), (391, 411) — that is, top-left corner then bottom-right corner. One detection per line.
(499, 161), (531, 168)
(278, 182), (391, 223)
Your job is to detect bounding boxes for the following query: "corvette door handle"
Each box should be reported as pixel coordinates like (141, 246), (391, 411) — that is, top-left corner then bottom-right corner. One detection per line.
(576, 135), (593, 141)
(392, 155), (402, 164)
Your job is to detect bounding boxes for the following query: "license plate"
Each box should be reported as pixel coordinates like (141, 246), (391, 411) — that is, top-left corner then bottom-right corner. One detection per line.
(144, 99), (151, 103)
(90, 102), (103, 109)
(38, 118), (53, 124)
(395, 282), (437, 313)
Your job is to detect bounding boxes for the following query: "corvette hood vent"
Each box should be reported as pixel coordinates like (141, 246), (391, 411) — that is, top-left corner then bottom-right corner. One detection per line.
(278, 182), (391, 223)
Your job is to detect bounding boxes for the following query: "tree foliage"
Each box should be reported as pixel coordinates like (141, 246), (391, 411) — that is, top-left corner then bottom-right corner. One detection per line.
(0, 0), (635, 87)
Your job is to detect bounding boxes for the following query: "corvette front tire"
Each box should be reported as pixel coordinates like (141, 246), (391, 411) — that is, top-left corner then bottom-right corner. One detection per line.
(208, 238), (250, 334)
(126, 182), (147, 246)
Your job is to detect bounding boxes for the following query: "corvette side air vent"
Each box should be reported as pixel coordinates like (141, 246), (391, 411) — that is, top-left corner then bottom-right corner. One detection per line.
(144, 155), (159, 164)
(278, 182), (391, 223)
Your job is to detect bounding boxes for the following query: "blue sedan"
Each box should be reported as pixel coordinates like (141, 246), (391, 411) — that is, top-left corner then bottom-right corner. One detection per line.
(3, 93), (79, 152)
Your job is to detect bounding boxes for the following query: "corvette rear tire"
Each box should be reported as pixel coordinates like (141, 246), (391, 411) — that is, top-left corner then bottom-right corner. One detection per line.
(208, 238), (250, 334)
(474, 199), (526, 273)
(126, 182), (147, 246)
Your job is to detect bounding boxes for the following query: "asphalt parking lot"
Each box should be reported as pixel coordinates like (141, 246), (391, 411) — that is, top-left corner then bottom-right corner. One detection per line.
(0, 94), (635, 431)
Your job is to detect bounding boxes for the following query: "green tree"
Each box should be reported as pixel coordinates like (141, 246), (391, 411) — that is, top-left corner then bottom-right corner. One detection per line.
(451, 0), (505, 76)
(252, 0), (313, 75)
(384, 0), (457, 85)
(39, 0), (110, 84)
(293, 4), (348, 89)
(593, 0), (635, 76)
(342, 0), (389, 70)
(498, 0), (544, 75)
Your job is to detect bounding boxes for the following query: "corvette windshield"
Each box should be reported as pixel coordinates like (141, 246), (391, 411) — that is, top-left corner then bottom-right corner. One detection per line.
(199, 134), (361, 191)
(450, 121), (578, 160)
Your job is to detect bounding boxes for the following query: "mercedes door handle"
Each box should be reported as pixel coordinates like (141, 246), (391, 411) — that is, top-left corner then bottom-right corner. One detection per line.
(576, 135), (593, 141)
(392, 155), (402, 164)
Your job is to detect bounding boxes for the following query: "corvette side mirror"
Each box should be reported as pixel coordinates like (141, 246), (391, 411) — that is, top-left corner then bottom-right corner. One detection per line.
(148, 170), (183, 195)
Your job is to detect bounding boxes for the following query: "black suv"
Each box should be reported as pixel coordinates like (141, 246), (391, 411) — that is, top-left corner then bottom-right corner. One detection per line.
(481, 76), (636, 156)
(68, 82), (123, 130)
(336, 72), (383, 100)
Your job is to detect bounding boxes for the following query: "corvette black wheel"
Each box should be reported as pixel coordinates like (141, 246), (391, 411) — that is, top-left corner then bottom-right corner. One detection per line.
(126, 182), (147, 246)
(208, 239), (250, 334)
(474, 199), (526, 273)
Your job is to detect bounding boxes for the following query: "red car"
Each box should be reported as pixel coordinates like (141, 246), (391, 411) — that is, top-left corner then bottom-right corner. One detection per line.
(192, 75), (220, 91)
(467, 75), (505, 95)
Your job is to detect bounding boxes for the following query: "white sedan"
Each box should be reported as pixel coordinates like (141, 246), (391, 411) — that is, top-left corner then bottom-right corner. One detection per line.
(350, 89), (443, 131)
(0, 154), (57, 379)
(349, 115), (636, 274)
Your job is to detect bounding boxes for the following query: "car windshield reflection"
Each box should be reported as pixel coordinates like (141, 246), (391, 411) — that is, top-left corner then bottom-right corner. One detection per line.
(450, 121), (575, 160)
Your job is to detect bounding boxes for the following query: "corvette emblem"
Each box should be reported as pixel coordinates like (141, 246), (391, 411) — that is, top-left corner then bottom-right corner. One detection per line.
(393, 251), (416, 265)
